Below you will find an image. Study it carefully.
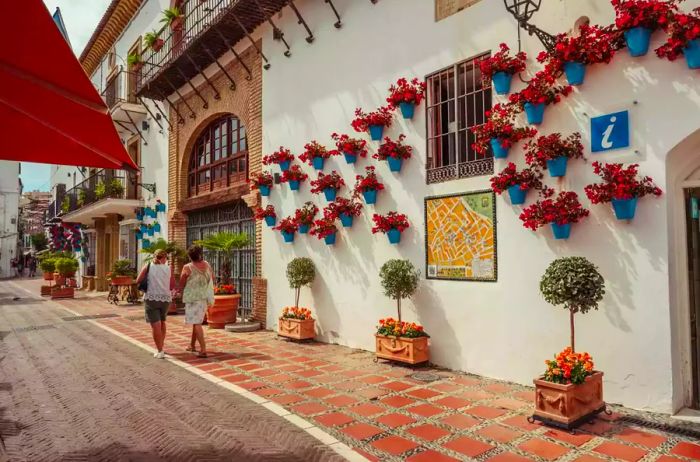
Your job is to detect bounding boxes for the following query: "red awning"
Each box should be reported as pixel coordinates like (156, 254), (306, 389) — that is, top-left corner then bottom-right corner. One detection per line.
(0, 0), (139, 171)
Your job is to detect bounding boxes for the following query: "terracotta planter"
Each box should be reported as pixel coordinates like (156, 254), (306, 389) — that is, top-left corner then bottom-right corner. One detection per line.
(206, 294), (240, 328)
(43, 272), (54, 281)
(151, 39), (164, 52)
(131, 62), (143, 73)
(532, 371), (605, 429)
(67, 278), (77, 288)
(278, 317), (315, 340)
(54, 273), (66, 287)
(40, 285), (52, 296)
(51, 287), (74, 299)
(170, 16), (184, 31)
(375, 334), (429, 365)
(110, 275), (133, 285)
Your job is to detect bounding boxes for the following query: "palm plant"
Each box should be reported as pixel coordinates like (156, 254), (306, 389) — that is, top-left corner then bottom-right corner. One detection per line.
(140, 238), (186, 263)
(197, 232), (249, 285)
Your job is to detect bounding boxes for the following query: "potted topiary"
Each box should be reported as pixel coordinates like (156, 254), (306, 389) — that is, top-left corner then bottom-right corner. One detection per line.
(278, 257), (316, 340)
(533, 257), (606, 429)
(52, 257), (79, 299)
(110, 259), (135, 285)
(40, 257), (55, 281)
(375, 259), (428, 364)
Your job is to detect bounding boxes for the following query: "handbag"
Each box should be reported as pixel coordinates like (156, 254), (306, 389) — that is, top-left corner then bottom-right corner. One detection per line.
(138, 263), (150, 292)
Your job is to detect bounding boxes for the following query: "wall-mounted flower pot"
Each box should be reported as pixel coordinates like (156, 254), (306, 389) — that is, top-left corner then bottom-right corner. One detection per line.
(323, 188), (337, 202)
(546, 156), (568, 178)
(279, 160), (291, 172)
(207, 294), (240, 328)
(612, 197), (637, 220)
(147, 228), (155, 236)
(490, 138), (509, 159)
(264, 216), (276, 227)
(363, 189), (377, 205)
(507, 185), (528, 205)
(685, 38), (700, 69)
(524, 102), (545, 125)
(532, 371), (604, 429)
(624, 27), (652, 57)
(369, 125), (384, 141)
(375, 334), (429, 365)
(344, 152), (357, 164)
(136, 212), (144, 221)
(551, 223), (572, 240)
(152, 39), (164, 52)
(312, 157), (325, 170)
(155, 202), (166, 212)
(340, 213), (353, 227)
(387, 228), (401, 244)
(142, 239), (151, 249)
(388, 157), (403, 173)
(282, 231), (295, 243)
(135, 231), (142, 240)
(325, 232), (337, 245)
(289, 180), (300, 191)
(170, 16), (184, 31)
(492, 71), (513, 95)
(259, 185), (271, 197)
(153, 223), (161, 233)
(399, 102), (415, 119)
(140, 225), (148, 233)
(564, 61), (586, 86)
(299, 223), (310, 234)
(278, 317), (315, 340)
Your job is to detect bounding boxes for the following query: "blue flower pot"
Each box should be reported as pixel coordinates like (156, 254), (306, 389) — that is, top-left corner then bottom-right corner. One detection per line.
(624, 27), (652, 57)
(551, 223), (572, 240)
(546, 156), (569, 178)
(142, 240), (151, 249)
(299, 223), (310, 234)
(363, 189), (377, 205)
(524, 102), (545, 125)
(312, 157), (325, 170)
(490, 138), (509, 159)
(388, 157), (403, 172)
(369, 125), (384, 141)
(507, 185), (527, 205)
(140, 225), (148, 233)
(264, 216), (276, 227)
(259, 185), (271, 197)
(564, 61), (586, 86)
(340, 213), (353, 227)
(344, 152), (357, 164)
(153, 223), (161, 233)
(323, 188), (337, 202)
(289, 180), (300, 191)
(280, 160), (291, 172)
(136, 213), (144, 221)
(612, 197), (638, 220)
(135, 232), (142, 240)
(158, 203), (166, 212)
(685, 38), (700, 69)
(282, 231), (295, 243)
(387, 228), (401, 244)
(325, 232), (337, 246)
(147, 228), (154, 236)
(492, 71), (513, 95)
(399, 102), (415, 119)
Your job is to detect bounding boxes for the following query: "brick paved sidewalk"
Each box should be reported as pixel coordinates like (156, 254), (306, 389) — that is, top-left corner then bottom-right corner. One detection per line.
(16, 278), (700, 462)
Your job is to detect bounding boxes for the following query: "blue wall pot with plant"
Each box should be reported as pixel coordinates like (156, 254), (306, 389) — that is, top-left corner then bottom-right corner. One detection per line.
(507, 185), (527, 205)
(289, 180), (300, 191)
(323, 188), (337, 202)
(363, 189), (377, 205)
(155, 202), (166, 212)
(624, 27), (652, 57)
(685, 38), (700, 69)
(340, 213), (353, 227)
(264, 216), (276, 227)
(524, 102), (545, 125)
(312, 157), (325, 170)
(546, 156), (569, 178)
(142, 239), (151, 249)
(387, 228), (401, 244)
(564, 62), (586, 86)
(282, 231), (295, 243)
(388, 157), (403, 172)
(153, 223), (161, 233)
(550, 223), (572, 240)
(344, 152), (357, 164)
(136, 212), (144, 221)
(612, 197), (638, 220)
(369, 125), (384, 141)
(399, 102), (415, 119)
(490, 138), (509, 159)
(325, 232), (337, 246)
(259, 185), (271, 197)
(147, 228), (155, 236)
(135, 231), (142, 240)
(140, 224), (148, 234)
(492, 71), (513, 95)
(279, 160), (291, 172)
(299, 223), (310, 234)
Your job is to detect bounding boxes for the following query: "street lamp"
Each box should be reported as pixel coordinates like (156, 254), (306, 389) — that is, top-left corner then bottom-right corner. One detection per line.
(502, 0), (557, 52)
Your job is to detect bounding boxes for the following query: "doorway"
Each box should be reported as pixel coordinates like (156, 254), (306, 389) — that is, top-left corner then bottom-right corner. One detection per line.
(685, 188), (700, 409)
(126, 137), (140, 200)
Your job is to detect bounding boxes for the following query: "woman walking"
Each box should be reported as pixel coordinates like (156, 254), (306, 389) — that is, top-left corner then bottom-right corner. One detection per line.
(179, 245), (214, 358)
(136, 249), (174, 359)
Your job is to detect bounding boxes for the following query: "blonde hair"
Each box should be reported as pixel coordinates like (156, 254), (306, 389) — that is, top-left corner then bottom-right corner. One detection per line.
(154, 249), (168, 260)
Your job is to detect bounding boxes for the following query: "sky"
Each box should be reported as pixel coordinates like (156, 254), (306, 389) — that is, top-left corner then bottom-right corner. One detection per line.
(20, 0), (111, 192)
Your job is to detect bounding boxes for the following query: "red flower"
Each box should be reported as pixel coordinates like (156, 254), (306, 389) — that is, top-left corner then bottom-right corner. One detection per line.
(372, 212), (409, 234)
(611, 0), (680, 31)
(386, 77), (427, 108)
(310, 171), (345, 194)
(584, 162), (663, 203)
(254, 205), (276, 220)
(330, 133), (368, 157)
(351, 107), (394, 133)
(249, 171), (273, 189)
(541, 24), (618, 68)
(309, 213), (338, 240)
(214, 284), (236, 295)
(294, 202), (319, 226)
(509, 70), (573, 107)
(354, 166), (385, 194)
(656, 10), (700, 61)
(262, 147), (295, 165)
(478, 43), (527, 80)
(298, 140), (337, 165)
(374, 135), (412, 160)
(327, 197), (363, 218)
(490, 162), (544, 195)
(273, 216), (299, 234)
(519, 191), (589, 230)
(524, 133), (584, 169)
(280, 165), (309, 183)
(471, 103), (537, 156)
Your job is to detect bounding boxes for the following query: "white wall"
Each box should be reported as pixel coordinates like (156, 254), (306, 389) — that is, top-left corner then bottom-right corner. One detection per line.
(0, 161), (21, 278)
(260, 0), (700, 413)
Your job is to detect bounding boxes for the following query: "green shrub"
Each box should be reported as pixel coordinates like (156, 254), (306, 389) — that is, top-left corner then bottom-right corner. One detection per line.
(286, 258), (316, 308)
(30, 233), (48, 252)
(39, 258), (56, 274)
(379, 259), (419, 322)
(55, 258), (78, 276)
(95, 181), (106, 199)
(112, 259), (135, 277)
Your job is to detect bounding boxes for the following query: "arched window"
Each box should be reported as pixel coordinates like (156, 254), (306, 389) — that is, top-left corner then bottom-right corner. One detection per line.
(188, 115), (247, 196)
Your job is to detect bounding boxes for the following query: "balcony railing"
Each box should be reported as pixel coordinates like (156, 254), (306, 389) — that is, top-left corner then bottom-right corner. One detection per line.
(56, 169), (139, 217)
(102, 70), (138, 109)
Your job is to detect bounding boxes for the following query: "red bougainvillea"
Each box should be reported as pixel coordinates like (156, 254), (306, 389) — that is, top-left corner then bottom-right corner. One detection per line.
(273, 216), (299, 234)
(524, 133), (584, 169)
(584, 162), (663, 203)
(310, 214), (338, 240)
(262, 147), (294, 166)
(371, 212), (410, 234)
(509, 70), (573, 107)
(298, 140), (336, 165)
(327, 197), (363, 218)
(656, 9), (700, 61)
(294, 202), (319, 226)
(478, 43), (527, 79)
(542, 24), (618, 67)
(471, 103), (537, 156)
(254, 205), (276, 220)
(490, 162), (544, 195)
(331, 133), (368, 157)
(611, 0), (679, 31)
(374, 135), (413, 160)
(310, 171), (345, 194)
(519, 191), (589, 230)
(280, 165), (308, 183)
(351, 107), (393, 133)
(249, 171), (273, 190)
(354, 166), (385, 194)
(386, 78), (426, 108)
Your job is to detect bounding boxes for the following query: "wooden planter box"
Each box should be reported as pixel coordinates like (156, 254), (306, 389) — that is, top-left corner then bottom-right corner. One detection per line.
(375, 334), (429, 365)
(40, 285), (52, 296)
(532, 371), (605, 429)
(206, 294), (240, 329)
(110, 276), (133, 285)
(278, 317), (315, 340)
(43, 272), (54, 281)
(51, 287), (74, 299)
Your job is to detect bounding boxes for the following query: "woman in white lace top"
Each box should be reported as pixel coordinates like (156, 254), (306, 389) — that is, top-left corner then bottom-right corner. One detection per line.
(136, 249), (175, 359)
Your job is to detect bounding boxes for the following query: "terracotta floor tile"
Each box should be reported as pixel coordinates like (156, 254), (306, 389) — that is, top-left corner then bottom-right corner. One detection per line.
(238, 380), (267, 390)
(357, 387), (390, 400)
(501, 415), (543, 431)
(238, 363), (264, 371)
(453, 376), (481, 386)
(407, 423), (450, 442)
(382, 381), (414, 392)
(210, 368), (238, 378)
(266, 373), (295, 383)
(314, 374), (345, 383)
(335, 380), (364, 391)
(491, 398), (529, 410)
(305, 360), (329, 367)
(251, 368), (279, 377)
(255, 387), (284, 397)
(324, 395), (358, 407)
(459, 390), (495, 401)
(407, 388), (442, 400)
(269, 394), (305, 405)
(434, 396), (471, 409)
(375, 413), (416, 428)
(519, 438), (570, 460)
(296, 369), (324, 378)
(360, 375), (390, 384)
(371, 436), (419, 455)
(341, 422), (383, 440)
(465, 405), (507, 419)
(291, 402), (329, 416)
(477, 424), (523, 443)
(443, 436), (494, 458)
(407, 450), (461, 462)
(342, 370), (368, 378)
(485, 383), (513, 393)
(572, 456), (607, 462)
(430, 383), (463, 393)
(594, 442), (647, 462)
(319, 364), (344, 372)
(441, 414), (481, 429)
(354, 448), (381, 462)
(407, 403), (444, 417)
(671, 442), (700, 459)
(486, 453), (535, 462)
(616, 428), (667, 448)
(542, 428), (593, 447)
(285, 380), (313, 390)
(315, 412), (354, 427)
(381, 395), (416, 407)
(303, 387), (335, 398)
(349, 403), (385, 416)
(278, 364), (305, 372)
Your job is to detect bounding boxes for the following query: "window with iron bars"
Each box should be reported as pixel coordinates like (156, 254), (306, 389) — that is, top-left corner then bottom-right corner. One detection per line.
(426, 53), (493, 184)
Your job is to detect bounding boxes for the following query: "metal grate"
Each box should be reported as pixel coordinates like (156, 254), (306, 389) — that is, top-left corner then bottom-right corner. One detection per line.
(409, 372), (443, 383)
(61, 314), (120, 322)
(618, 415), (700, 439)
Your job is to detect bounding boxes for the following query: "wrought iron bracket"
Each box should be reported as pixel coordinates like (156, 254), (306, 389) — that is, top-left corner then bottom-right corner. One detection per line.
(138, 97), (166, 132)
(138, 183), (157, 194)
(154, 91), (184, 125)
(288, 1), (314, 44)
(231, 11), (272, 69)
(162, 76), (197, 119)
(253, 0), (291, 57)
(185, 53), (221, 100)
(124, 110), (148, 146)
(201, 44), (237, 90)
(214, 26), (254, 79)
(324, 0), (342, 29)
(173, 66), (209, 108)
(519, 19), (557, 52)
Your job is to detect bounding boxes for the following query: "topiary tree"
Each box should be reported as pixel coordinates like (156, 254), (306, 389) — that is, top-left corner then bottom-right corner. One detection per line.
(197, 232), (249, 285)
(379, 259), (420, 322)
(55, 258), (78, 277)
(39, 258), (55, 274)
(286, 257), (316, 309)
(540, 256), (605, 352)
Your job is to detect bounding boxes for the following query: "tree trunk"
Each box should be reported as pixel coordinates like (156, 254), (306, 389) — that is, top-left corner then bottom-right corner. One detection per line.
(397, 298), (402, 323)
(570, 310), (575, 353)
(295, 288), (300, 309)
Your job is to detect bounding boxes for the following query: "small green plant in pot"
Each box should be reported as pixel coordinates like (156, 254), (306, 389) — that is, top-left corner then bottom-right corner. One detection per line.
(95, 181), (106, 199)
(144, 31), (164, 51)
(40, 258), (56, 280)
(109, 259), (135, 285)
(161, 7), (184, 30)
(279, 258), (316, 340)
(108, 179), (124, 198)
(55, 257), (79, 277)
(127, 52), (143, 71)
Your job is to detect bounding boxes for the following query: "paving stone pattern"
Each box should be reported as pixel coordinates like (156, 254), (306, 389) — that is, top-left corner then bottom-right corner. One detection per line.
(11, 279), (700, 462)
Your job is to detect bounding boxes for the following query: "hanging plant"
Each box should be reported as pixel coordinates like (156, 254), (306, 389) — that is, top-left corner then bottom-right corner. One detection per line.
(471, 103), (537, 159)
(294, 202), (319, 234)
(656, 9), (700, 68)
(351, 107), (394, 141)
(280, 165), (308, 191)
(127, 52), (143, 71)
(374, 135), (412, 173)
(490, 162), (544, 205)
(249, 171), (274, 196)
(310, 171), (345, 202)
(519, 191), (589, 240)
(310, 214), (339, 245)
(327, 197), (363, 228)
(611, 0), (679, 57)
(274, 216), (299, 243)
(263, 147), (295, 172)
(386, 78), (427, 119)
(254, 205), (277, 227)
(509, 71), (573, 125)
(524, 133), (584, 178)
(298, 140), (336, 170)
(144, 31), (164, 51)
(161, 7), (184, 30)
(331, 133), (368, 164)
(584, 162), (662, 220)
(354, 166), (385, 205)
(372, 212), (409, 245)
(478, 43), (527, 95)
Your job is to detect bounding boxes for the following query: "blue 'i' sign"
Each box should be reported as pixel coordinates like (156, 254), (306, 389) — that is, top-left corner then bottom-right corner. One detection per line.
(591, 110), (630, 153)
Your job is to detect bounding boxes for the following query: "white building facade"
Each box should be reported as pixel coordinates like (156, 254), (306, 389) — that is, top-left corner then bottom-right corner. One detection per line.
(0, 160), (21, 278)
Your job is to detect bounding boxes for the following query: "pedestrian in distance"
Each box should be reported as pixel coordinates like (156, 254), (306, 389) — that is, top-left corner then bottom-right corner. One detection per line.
(16, 257), (24, 278)
(178, 245), (214, 358)
(28, 256), (36, 278)
(136, 249), (175, 359)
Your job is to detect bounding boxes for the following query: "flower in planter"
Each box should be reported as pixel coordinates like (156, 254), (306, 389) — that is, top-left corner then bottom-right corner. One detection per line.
(471, 103), (537, 158)
(478, 43), (527, 94)
(294, 202), (319, 233)
(519, 191), (589, 232)
(509, 70), (573, 109)
(354, 166), (385, 204)
(490, 162), (544, 204)
(280, 165), (308, 191)
(327, 197), (363, 227)
(310, 171), (345, 200)
(282, 306), (313, 320)
(374, 135), (412, 172)
(379, 259), (419, 323)
(656, 10), (700, 63)
(524, 132), (584, 177)
(386, 78), (426, 118)
(544, 347), (595, 385)
(249, 171), (274, 195)
(352, 107), (394, 140)
(331, 133), (368, 163)
(372, 212), (409, 244)
(262, 147), (295, 170)
(274, 216), (299, 242)
(612, 0), (680, 56)
(254, 205), (277, 226)
(309, 214), (339, 243)
(584, 162), (662, 219)
(298, 140), (337, 168)
(143, 31), (164, 51)
(214, 284), (237, 295)
(377, 318), (428, 338)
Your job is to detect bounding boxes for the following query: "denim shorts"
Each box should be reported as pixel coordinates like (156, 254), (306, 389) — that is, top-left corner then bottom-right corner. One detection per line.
(144, 300), (169, 324)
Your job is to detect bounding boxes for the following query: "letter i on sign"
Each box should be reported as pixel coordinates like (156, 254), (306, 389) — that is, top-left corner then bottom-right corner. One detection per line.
(591, 110), (630, 153)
